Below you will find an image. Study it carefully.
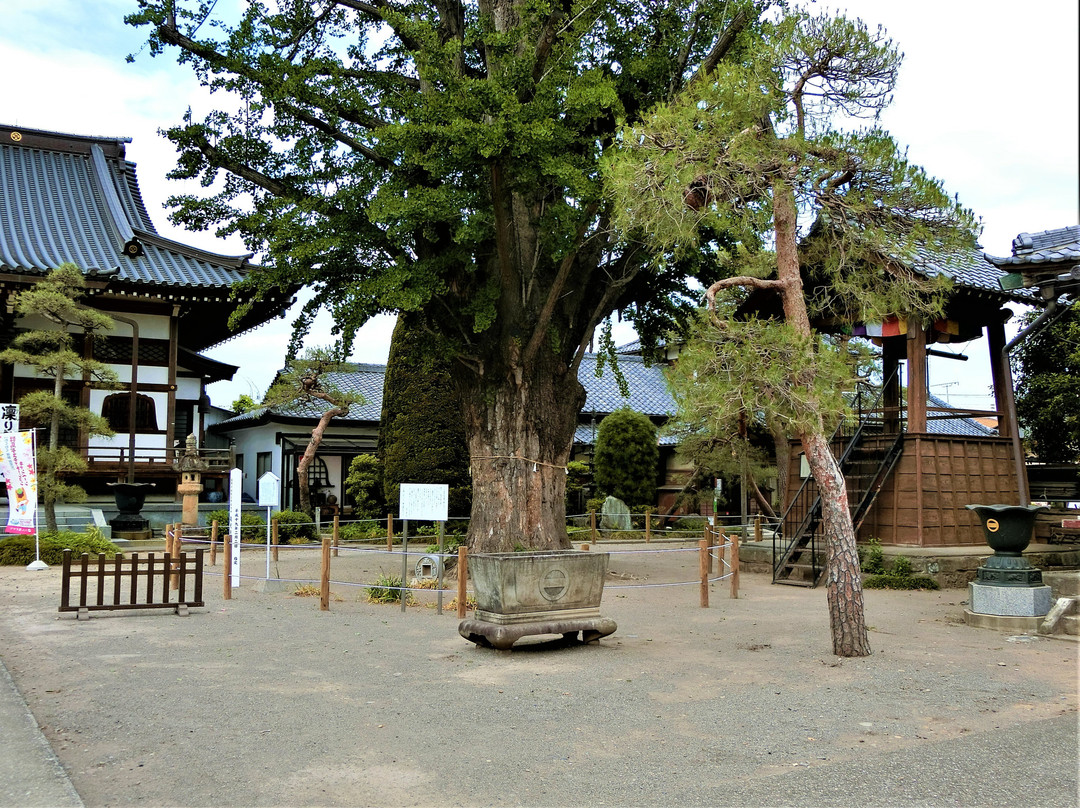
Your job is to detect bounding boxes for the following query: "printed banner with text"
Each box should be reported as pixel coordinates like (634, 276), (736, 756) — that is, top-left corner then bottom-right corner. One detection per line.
(0, 431), (38, 534)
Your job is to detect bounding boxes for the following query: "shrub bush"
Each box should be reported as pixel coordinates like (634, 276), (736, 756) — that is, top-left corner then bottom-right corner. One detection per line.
(593, 408), (658, 507)
(0, 531), (122, 566)
(272, 510), (318, 544)
(339, 521), (384, 542)
(861, 547), (938, 590)
(205, 509), (266, 542)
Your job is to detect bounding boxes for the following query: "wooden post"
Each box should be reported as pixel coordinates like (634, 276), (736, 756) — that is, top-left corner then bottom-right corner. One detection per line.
(730, 532), (740, 599)
(387, 514), (393, 552)
(590, 510), (597, 544)
(717, 530), (726, 573)
(754, 515), (763, 543)
(271, 518), (279, 562)
(699, 539), (709, 608)
(704, 523), (713, 574)
(210, 520), (219, 566)
(320, 538), (331, 611)
(645, 511), (651, 543)
(223, 535), (232, 600)
(170, 523), (181, 591)
(456, 546), (468, 619)
(333, 515), (340, 557)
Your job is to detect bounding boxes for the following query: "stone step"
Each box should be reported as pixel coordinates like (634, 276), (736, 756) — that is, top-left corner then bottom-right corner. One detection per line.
(1062, 614), (1079, 636)
(1043, 571), (1080, 599)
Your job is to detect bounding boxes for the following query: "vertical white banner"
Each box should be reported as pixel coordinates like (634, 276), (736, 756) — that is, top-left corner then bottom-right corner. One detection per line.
(0, 431), (37, 535)
(229, 467), (243, 587)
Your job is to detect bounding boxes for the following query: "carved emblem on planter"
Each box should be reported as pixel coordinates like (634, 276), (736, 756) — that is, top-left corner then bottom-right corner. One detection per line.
(540, 568), (569, 601)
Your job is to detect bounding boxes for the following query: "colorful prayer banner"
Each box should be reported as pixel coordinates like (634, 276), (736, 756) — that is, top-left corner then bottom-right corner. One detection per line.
(0, 430), (37, 534)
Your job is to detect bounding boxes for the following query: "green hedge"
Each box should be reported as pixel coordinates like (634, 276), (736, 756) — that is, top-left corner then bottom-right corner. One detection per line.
(0, 531), (122, 566)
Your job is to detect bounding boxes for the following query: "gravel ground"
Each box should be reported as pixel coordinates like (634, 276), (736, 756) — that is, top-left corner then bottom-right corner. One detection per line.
(0, 542), (1076, 808)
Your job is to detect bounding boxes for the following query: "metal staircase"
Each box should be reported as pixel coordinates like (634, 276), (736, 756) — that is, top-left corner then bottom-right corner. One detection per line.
(772, 381), (904, 586)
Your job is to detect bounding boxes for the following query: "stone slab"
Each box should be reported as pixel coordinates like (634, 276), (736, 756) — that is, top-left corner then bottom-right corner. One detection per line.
(252, 578), (291, 594)
(969, 582), (1052, 617)
(963, 610), (1043, 633)
(459, 615), (617, 651)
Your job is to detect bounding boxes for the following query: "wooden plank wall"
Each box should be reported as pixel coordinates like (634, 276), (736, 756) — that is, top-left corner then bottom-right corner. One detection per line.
(786, 436), (1020, 547)
(860, 436), (1018, 546)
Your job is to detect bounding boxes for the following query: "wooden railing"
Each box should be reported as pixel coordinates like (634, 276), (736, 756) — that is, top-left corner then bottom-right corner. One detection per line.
(59, 445), (236, 475)
(59, 549), (205, 619)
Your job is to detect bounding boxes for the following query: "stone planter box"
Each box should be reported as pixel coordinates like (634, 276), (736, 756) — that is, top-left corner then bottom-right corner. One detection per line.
(459, 550), (617, 650)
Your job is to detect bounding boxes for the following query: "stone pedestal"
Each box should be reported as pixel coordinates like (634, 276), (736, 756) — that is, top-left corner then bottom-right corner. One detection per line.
(969, 581), (1052, 617)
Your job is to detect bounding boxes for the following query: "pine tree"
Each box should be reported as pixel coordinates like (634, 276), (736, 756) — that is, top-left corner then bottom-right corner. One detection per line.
(0, 264), (118, 533)
(605, 12), (977, 656)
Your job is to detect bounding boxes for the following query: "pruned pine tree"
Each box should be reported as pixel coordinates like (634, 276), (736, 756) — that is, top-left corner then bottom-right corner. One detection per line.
(0, 264), (119, 534)
(263, 348), (364, 518)
(378, 313), (471, 517)
(605, 12), (978, 656)
(126, 0), (764, 552)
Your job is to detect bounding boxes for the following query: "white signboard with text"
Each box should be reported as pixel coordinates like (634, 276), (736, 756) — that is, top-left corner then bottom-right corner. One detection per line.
(399, 483), (449, 522)
(229, 467), (243, 586)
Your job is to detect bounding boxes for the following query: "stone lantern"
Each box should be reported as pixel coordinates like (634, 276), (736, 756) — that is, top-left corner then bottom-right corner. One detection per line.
(174, 434), (209, 528)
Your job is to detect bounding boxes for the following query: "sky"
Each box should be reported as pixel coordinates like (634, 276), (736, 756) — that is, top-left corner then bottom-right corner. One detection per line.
(1, 0), (1077, 411)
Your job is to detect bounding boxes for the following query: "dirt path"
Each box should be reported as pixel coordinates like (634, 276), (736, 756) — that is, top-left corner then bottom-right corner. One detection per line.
(0, 543), (1076, 807)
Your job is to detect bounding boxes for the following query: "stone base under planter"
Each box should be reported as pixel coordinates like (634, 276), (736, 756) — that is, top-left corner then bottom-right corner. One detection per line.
(968, 582), (1052, 617)
(459, 616), (617, 651)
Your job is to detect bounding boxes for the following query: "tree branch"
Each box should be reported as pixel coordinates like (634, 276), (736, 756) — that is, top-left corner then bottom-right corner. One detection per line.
(703, 275), (788, 310)
(523, 200), (600, 367)
(276, 101), (395, 170)
(689, 8), (752, 85)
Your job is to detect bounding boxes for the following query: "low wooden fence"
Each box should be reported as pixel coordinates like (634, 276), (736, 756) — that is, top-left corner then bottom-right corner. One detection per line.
(59, 549), (205, 620)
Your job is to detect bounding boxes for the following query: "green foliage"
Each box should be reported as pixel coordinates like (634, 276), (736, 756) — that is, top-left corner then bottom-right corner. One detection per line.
(586, 496), (606, 514)
(272, 510), (317, 544)
(593, 408), (659, 506)
(339, 521), (385, 543)
(566, 460), (593, 514)
(344, 454), (383, 519)
(0, 531), (122, 566)
(0, 264), (120, 532)
(378, 314), (471, 516)
(860, 539), (938, 589)
(1014, 305), (1080, 463)
(230, 394), (258, 413)
(206, 509), (266, 542)
(367, 574), (409, 604)
(125, 1), (769, 549)
(860, 537), (886, 575)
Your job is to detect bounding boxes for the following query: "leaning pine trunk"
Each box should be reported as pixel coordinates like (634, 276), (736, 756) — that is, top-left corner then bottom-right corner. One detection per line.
(774, 177), (870, 658)
(297, 407), (346, 518)
(457, 349), (585, 553)
(802, 430), (871, 657)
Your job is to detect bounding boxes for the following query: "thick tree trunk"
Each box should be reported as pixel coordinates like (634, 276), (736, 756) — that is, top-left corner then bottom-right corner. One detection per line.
(774, 178), (870, 658)
(457, 349), (585, 553)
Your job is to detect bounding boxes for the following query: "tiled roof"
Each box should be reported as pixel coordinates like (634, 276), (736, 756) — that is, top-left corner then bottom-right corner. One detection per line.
(925, 394), (995, 438)
(215, 356), (676, 428)
(579, 353), (675, 417)
(904, 241), (1032, 303)
(0, 124), (255, 289)
(984, 226), (1080, 268)
(214, 364), (387, 427)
